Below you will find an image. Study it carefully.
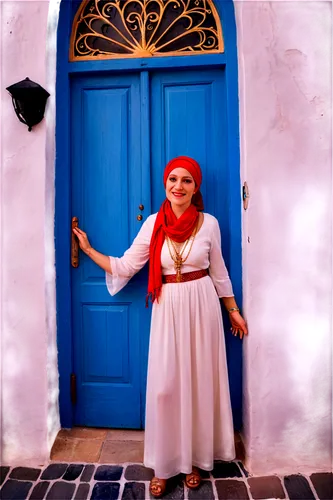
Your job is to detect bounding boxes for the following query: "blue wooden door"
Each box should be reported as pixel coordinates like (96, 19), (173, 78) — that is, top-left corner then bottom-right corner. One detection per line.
(71, 67), (241, 428)
(150, 69), (242, 428)
(71, 73), (151, 427)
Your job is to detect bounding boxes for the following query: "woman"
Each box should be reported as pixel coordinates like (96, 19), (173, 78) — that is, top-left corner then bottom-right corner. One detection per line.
(73, 156), (247, 497)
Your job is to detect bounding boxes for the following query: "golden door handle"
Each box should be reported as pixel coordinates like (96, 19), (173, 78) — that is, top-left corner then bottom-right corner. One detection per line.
(71, 217), (79, 268)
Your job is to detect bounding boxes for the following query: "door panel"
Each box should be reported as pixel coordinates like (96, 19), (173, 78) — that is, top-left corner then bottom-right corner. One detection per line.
(82, 305), (130, 382)
(71, 74), (148, 428)
(151, 69), (230, 264)
(151, 69), (241, 424)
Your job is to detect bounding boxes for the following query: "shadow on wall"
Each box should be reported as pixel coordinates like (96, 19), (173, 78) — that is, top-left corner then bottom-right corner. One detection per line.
(46, 0), (63, 455)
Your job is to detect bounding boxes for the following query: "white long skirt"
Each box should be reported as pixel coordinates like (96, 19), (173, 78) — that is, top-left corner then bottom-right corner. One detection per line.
(143, 275), (236, 479)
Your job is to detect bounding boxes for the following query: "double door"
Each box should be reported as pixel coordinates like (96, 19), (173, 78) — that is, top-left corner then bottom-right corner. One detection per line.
(71, 68), (230, 428)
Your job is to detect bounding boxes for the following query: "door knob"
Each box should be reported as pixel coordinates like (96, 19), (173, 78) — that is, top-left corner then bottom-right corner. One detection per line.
(71, 217), (79, 267)
(139, 204), (144, 211)
(137, 214), (143, 221)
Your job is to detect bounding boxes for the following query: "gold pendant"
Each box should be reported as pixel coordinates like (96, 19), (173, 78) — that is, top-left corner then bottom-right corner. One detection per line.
(174, 257), (182, 282)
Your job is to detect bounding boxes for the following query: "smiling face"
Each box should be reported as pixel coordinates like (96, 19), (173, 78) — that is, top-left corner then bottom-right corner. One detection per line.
(165, 167), (196, 211)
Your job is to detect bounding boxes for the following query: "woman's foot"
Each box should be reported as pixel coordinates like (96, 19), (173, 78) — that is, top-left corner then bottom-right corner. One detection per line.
(150, 477), (167, 498)
(185, 467), (202, 489)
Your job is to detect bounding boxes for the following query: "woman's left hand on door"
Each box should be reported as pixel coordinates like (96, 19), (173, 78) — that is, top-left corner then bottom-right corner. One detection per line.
(229, 311), (248, 339)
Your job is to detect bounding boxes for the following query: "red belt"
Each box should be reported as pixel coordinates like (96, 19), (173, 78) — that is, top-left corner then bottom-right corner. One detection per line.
(162, 268), (209, 284)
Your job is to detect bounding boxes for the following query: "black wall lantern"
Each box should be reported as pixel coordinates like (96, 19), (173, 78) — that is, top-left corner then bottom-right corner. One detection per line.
(6, 77), (50, 131)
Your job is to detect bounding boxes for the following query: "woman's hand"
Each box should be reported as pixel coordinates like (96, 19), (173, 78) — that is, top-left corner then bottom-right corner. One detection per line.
(72, 227), (92, 254)
(72, 227), (112, 273)
(229, 311), (248, 339)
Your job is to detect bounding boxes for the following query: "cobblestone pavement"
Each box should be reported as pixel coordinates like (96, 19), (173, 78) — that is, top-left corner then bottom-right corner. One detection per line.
(1, 462), (332, 500)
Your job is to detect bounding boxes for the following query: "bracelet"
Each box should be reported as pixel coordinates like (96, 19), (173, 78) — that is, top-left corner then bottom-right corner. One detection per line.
(228, 307), (240, 313)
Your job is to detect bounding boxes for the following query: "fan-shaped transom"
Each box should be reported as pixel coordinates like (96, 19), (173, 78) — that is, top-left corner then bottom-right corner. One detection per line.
(70, 0), (224, 60)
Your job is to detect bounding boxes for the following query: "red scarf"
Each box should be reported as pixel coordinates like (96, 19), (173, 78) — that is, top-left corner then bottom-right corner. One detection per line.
(147, 156), (204, 305)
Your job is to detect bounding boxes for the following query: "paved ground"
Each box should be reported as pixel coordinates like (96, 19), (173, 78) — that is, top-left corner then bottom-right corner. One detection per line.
(1, 462), (332, 500)
(49, 428), (146, 464)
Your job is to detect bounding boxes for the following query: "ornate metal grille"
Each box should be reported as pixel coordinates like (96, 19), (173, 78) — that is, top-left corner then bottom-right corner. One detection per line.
(70, 0), (223, 60)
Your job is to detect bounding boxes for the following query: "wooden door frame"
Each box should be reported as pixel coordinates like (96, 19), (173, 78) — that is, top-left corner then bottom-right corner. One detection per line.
(56, 0), (242, 428)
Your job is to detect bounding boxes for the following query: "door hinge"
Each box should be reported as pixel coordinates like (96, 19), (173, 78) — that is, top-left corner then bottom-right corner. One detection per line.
(243, 182), (250, 210)
(70, 373), (77, 405)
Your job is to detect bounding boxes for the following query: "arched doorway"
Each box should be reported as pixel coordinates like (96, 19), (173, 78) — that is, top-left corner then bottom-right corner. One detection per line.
(56, 0), (242, 430)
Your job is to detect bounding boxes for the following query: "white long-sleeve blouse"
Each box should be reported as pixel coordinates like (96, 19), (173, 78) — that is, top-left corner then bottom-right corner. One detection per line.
(106, 212), (234, 298)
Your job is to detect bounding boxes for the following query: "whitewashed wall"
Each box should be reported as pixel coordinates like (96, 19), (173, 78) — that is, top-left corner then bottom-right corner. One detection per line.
(0, 0), (60, 465)
(235, 0), (332, 475)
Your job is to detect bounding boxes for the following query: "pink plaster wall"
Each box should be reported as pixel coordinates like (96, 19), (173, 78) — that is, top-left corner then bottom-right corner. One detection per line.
(235, 1), (332, 475)
(0, 1), (59, 465)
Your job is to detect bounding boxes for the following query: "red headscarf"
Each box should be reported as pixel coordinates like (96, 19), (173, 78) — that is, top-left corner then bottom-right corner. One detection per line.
(147, 156), (204, 305)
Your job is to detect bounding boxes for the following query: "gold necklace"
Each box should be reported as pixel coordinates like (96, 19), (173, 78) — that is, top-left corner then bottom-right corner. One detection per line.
(166, 221), (199, 282)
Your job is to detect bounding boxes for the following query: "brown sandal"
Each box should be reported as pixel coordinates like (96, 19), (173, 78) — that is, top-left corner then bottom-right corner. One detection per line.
(185, 467), (202, 489)
(150, 477), (167, 498)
